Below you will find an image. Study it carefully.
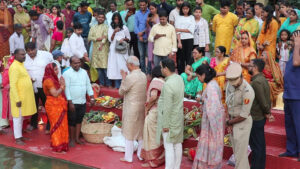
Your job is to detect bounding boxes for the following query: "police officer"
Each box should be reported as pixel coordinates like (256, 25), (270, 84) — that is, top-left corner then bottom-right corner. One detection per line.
(225, 63), (255, 169)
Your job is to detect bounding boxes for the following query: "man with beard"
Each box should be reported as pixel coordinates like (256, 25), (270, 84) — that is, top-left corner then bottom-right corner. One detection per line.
(195, 0), (219, 24)
(169, 0), (184, 25)
(62, 1), (75, 29)
(248, 59), (274, 169)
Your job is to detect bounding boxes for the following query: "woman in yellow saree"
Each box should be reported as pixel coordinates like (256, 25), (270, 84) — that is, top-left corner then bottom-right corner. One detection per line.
(230, 31), (257, 83)
(43, 63), (69, 153)
(261, 51), (284, 107)
(210, 46), (229, 103)
(14, 4), (31, 43)
(231, 7), (259, 50)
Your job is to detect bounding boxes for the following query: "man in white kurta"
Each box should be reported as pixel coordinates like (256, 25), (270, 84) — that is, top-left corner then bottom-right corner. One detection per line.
(119, 56), (147, 162)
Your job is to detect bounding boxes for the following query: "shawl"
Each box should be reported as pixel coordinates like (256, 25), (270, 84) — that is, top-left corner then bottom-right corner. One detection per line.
(43, 63), (60, 89)
(147, 78), (165, 102)
(33, 14), (49, 43)
(264, 52), (284, 87)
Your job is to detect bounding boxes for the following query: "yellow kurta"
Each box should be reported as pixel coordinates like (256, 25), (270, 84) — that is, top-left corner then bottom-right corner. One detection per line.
(212, 12), (238, 54)
(9, 60), (36, 118)
(88, 23), (109, 68)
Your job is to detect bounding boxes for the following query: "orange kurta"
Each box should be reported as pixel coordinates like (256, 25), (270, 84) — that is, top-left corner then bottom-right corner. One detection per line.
(257, 19), (279, 59)
(43, 79), (69, 152)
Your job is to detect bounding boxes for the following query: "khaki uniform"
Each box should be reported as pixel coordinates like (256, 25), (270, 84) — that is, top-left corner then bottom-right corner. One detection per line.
(226, 80), (255, 169)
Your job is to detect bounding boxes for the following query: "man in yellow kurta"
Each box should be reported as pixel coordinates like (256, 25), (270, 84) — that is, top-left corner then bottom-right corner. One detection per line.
(88, 10), (111, 87)
(212, 0), (238, 55)
(9, 48), (36, 145)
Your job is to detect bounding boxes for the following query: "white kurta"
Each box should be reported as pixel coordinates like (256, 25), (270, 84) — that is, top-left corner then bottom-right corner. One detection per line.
(107, 25), (131, 80)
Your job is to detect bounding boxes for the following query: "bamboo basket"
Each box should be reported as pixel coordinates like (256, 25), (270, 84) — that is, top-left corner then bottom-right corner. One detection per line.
(81, 119), (113, 144)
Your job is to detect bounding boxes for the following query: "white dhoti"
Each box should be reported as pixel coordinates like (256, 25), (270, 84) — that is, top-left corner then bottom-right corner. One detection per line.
(163, 132), (182, 169)
(124, 139), (143, 162)
(13, 109), (23, 139)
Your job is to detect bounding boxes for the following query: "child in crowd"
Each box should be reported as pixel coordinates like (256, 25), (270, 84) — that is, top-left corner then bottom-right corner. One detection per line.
(69, 22), (89, 62)
(61, 28), (74, 68)
(277, 29), (291, 75)
(9, 24), (25, 55)
(50, 20), (64, 52)
(193, 6), (210, 56)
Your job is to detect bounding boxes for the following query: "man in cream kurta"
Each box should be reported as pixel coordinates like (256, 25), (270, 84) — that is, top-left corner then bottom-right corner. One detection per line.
(119, 56), (147, 163)
(9, 49), (36, 145)
(156, 58), (184, 169)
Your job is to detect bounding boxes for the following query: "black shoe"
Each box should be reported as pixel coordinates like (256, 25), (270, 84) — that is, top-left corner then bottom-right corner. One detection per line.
(279, 152), (298, 157)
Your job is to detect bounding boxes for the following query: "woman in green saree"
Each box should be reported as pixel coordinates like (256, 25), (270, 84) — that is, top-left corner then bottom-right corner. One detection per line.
(181, 47), (210, 98)
(14, 4), (31, 43)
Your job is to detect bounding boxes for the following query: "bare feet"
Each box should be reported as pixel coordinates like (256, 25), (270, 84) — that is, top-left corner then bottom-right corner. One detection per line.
(45, 130), (50, 135)
(15, 138), (25, 145)
(0, 130), (7, 135)
(120, 158), (132, 163)
(141, 163), (150, 168)
(69, 141), (75, 147)
(75, 139), (85, 145)
(21, 137), (31, 141)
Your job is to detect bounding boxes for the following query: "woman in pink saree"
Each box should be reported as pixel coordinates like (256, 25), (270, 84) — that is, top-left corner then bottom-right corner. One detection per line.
(2, 56), (14, 123)
(141, 66), (165, 168)
(193, 64), (225, 169)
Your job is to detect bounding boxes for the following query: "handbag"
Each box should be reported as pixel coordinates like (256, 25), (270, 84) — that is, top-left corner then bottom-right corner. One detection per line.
(115, 40), (129, 54)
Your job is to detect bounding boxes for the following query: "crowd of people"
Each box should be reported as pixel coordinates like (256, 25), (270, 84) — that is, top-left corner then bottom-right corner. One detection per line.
(0, 0), (300, 168)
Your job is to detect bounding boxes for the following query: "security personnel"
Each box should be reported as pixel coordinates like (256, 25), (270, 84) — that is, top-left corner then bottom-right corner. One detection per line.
(225, 63), (255, 169)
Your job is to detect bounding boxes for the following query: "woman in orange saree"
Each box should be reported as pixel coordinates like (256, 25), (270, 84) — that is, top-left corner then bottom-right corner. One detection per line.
(230, 31), (257, 83)
(43, 63), (69, 153)
(261, 51), (284, 107)
(0, 0), (13, 61)
(210, 46), (229, 104)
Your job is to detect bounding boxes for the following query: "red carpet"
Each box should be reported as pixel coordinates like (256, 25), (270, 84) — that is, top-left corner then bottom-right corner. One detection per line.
(0, 87), (298, 169)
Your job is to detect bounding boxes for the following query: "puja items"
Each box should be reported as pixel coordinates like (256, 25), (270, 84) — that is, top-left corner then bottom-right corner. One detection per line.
(224, 134), (232, 147)
(183, 106), (203, 140)
(183, 148), (196, 161)
(95, 96), (123, 108)
(81, 111), (120, 144)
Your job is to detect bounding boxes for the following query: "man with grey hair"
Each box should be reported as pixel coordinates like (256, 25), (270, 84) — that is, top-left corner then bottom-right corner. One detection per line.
(9, 24), (25, 55)
(119, 56), (147, 163)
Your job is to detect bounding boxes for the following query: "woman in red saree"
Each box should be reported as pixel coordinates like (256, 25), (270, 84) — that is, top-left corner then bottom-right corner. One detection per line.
(43, 63), (69, 153)
(0, 0), (13, 61)
(261, 51), (284, 107)
(230, 31), (257, 83)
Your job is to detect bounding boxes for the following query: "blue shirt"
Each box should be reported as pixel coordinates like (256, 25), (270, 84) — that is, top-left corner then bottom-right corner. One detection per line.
(63, 68), (94, 104)
(120, 10), (135, 32)
(283, 52), (300, 100)
(73, 12), (92, 38)
(134, 9), (150, 39)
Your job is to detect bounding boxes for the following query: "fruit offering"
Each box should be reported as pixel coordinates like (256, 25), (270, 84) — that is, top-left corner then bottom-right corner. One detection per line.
(84, 111), (120, 124)
(95, 96), (123, 108)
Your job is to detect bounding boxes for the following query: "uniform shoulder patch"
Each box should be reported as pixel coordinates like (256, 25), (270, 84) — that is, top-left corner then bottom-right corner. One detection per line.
(244, 98), (250, 105)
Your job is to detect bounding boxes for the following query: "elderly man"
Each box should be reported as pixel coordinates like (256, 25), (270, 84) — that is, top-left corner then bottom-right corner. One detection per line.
(63, 56), (94, 147)
(156, 58), (184, 169)
(119, 56), (147, 162)
(225, 63), (255, 169)
(24, 42), (53, 132)
(9, 49), (36, 145)
(52, 50), (64, 78)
